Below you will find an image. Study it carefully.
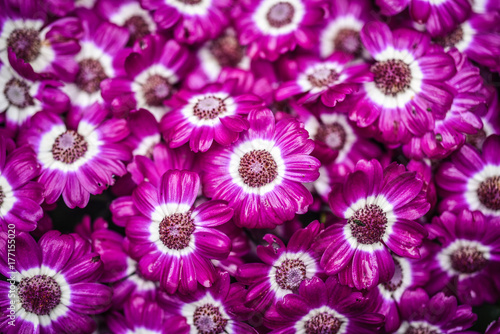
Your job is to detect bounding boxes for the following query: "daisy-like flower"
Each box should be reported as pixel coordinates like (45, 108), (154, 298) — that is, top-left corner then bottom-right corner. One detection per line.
(265, 276), (384, 333)
(237, 221), (322, 313)
(275, 52), (371, 107)
(202, 108), (320, 229)
(123, 109), (161, 159)
(101, 35), (190, 121)
(141, 0), (231, 44)
(158, 270), (257, 334)
(160, 80), (264, 152)
(0, 1), (82, 80)
(349, 22), (456, 145)
(313, 159), (430, 290)
(0, 136), (43, 232)
(436, 135), (500, 217)
(235, 0), (327, 60)
(19, 104), (131, 208)
(124, 169), (233, 294)
(425, 210), (500, 306)
(395, 289), (478, 334)
(0, 231), (112, 334)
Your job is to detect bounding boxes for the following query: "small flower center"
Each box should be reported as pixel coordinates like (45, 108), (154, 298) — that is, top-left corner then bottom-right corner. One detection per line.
(371, 59), (412, 96)
(193, 304), (228, 334)
(76, 59), (108, 94)
(52, 130), (88, 164)
(209, 34), (245, 68)
(238, 150), (278, 188)
(382, 258), (403, 292)
(18, 275), (61, 315)
(307, 68), (340, 88)
(7, 28), (41, 63)
(124, 15), (151, 45)
(405, 324), (440, 334)
(0, 186), (5, 207)
(477, 176), (500, 211)
(3, 78), (35, 108)
(159, 211), (195, 250)
(450, 245), (487, 274)
(176, 0), (202, 4)
(193, 96), (227, 120)
(434, 26), (464, 48)
(305, 312), (342, 334)
(348, 204), (388, 245)
(315, 122), (347, 150)
(142, 74), (172, 106)
(334, 28), (361, 56)
(266, 2), (295, 28)
(275, 258), (307, 290)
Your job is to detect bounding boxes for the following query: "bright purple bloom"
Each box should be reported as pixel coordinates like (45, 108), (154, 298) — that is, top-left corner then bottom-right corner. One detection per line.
(202, 108), (320, 229)
(314, 159), (430, 290)
(436, 135), (500, 217)
(124, 170), (233, 294)
(19, 104), (131, 208)
(44, 0), (97, 17)
(235, 0), (327, 60)
(265, 276), (384, 333)
(0, 231), (112, 333)
(123, 109), (161, 159)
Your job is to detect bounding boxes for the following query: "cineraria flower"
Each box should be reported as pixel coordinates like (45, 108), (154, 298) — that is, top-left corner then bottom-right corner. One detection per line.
(349, 22), (456, 145)
(237, 221), (322, 313)
(0, 1), (82, 80)
(314, 159), (429, 290)
(44, 0), (97, 17)
(124, 170), (233, 294)
(161, 80), (264, 152)
(436, 135), (500, 217)
(19, 104), (130, 208)
(202, 108), (320, 229)
(395, 289), (478, 334)
(0, 136), (43, 232)
(101, 35), (190, 121)
(123, 109), (161, 159)
(0, 231), (112, 333)
(235, 0), (327, 60)
(141, 0), (231, 44)
(425, 210), (500, 306)
(275, 52), (371, 107)
(265, 276), (384, 333)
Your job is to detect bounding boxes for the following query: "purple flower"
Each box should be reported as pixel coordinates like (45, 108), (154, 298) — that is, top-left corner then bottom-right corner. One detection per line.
(43, 0), (97, 17)
(0, 136), (43, 232)
(211, 221), (251, 276)
(314, 159), (430, 289)
(424, 210), (500, 306)
(237, 221), (322, 313)
(19, 104), (131, 208)
(436, 134), (500, 217)
(468, 86), (500, 149)
(487, 318), (500, 334)
(0, 231), (112, 333)
(202, 108), (320, 229)
(265, 276), (384, 333)
(123, 109), (161, 159)
(124, 169), (233, 294)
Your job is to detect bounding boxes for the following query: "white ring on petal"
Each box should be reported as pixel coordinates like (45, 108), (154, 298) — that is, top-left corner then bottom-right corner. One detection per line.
(164, 0), (212, 15)
(319, 16), (363, 58)
(0, 175), (16, 218)
(253, 0), (305, 36)
(378, 256), (413, 302)
(295, 306), (348, 334)
(180, 292), (233, 333)
(297, 61), (346, 94)
(181, 92), (237, 127)
(466, 164), (500, 216)
(437, 239), (491, 279)
(396, 321), (441, 334)
(109, 2), (157, 33)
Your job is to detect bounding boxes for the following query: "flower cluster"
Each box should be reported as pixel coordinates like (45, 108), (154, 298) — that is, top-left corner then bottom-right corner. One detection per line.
(0, 0), (500, 333)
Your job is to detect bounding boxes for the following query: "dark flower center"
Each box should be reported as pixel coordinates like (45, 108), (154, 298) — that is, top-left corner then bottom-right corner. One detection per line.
(4, 78), (35, 108)
(209, 34), (245, 68)
(177, 0), (202, 4)
(18, 275), (61, 315)
(315, 122), (347, 150)
(193, 304), (228, 334)
(348, 204), (388, 244)
(372, 59), (412, 96)
(159, 211), (195, 250)
(434, 26), (464, 48)
(142, 74), (172, 106)
(466, 129), (486, 147)
(477, 176), (500, 211)
(52, 130), (88, 164)
(0, 186), (4, 206)
(266, 2), (295, 28)
(124, 15), (150, 45)
(405, 324), (440, 334)
(382, 258), (403, 292)
(334, 28), (362, 56)
(307, 68), (339, 88)
(76, 59), (108, 94)
(7, 28), (41, 63)
(239, 150), (278, 188)
(193, 96), (227, 120)
(275, 258), (307, 290)
(305, 312), (342, 334)
(450, 245), (487, 274)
